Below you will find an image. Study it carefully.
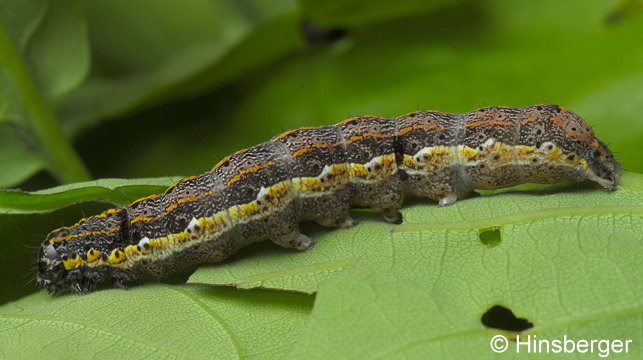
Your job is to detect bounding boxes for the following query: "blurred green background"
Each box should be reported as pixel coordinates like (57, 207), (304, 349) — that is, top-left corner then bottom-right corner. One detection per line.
(0, 0), (641, 303)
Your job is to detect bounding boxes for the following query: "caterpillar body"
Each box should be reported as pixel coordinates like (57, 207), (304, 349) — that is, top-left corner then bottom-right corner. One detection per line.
(37, 104), (622, 294)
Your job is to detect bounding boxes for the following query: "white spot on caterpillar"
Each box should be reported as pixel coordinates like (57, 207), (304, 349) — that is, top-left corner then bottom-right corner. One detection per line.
(364, 156), (382, 169)
(257, 186), (268, 199)
(413, 147), (430, 158)
(187, 217), (199, 233)
(481, 138), (495, 148)
(319, 165), (333, 178)
(540, 141), (556, 151)
(138, 237), (150, 248)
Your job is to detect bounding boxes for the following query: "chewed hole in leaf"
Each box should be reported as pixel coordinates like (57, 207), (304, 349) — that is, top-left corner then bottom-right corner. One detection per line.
(481, 305), (533, 332)
(479, 226), (501, 246)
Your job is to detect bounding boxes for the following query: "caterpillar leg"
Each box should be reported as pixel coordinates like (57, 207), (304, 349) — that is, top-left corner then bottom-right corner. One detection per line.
(114, 278), (129, 290)
(315, 214), (357, 229)
(272, 228), (314, 251)
(381, 207), (402, 224)
(69, 279), (95, 294)
(438, 193), (458, 207)
(336, 216), (357, 229)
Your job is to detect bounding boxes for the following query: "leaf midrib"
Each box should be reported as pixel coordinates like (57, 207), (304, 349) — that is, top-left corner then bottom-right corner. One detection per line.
(192, 259), (356, 290)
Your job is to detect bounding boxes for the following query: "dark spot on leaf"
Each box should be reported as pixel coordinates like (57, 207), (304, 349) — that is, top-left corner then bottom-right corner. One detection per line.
(481, 305), (533, 332)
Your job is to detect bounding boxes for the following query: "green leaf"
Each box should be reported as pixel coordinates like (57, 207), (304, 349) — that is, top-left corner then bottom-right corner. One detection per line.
(286, 194), (643, 358)
(0, 177), (180, 214)
(0, 124), (43, 188)
(26, 0), (90, 101)
(2, 0), (302, 187)
(0, 1), (48, 186)
(0, 0), (91, 186)
(189, 173), (643, 294)
(0, 0), (47, 49)
(58, 0), (300, 136)
(0, 285), (313, 360)
(299, 0), (465, 27)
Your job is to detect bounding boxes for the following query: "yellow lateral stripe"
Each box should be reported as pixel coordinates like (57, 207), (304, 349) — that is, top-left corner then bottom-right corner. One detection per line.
(292, 142), (341, 157)
(165, 175), (199, 193)
(398, 124), (438, 136)
(338, 115), (387, 125)
(49, 226), (121, 244)
(274, 126), (324, 139)
(226, 161), (276, 186)
(346, 132), (392, 144)
(49, 209), (121, 234)
(130, 216), (158, 224)
(212, 144), (262, 170)
(466, 120), (512, 127)
(165, 189), (215, 213)
(131, 194), (160, 206)
(521, 117), (539, 124)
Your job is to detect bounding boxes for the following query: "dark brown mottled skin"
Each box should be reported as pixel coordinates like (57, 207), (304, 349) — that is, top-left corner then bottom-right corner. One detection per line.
(37, 105), (622, 294)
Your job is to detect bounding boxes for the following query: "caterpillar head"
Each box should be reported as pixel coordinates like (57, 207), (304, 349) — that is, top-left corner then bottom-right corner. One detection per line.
(37, 241), (100, 295)
(37, 227), (100, 295)
(585, 139), (623, 190)
(37, 234), (72, 294)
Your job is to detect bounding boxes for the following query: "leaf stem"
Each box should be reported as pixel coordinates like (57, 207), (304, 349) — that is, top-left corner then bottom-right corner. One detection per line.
(0, 21), (90, 184)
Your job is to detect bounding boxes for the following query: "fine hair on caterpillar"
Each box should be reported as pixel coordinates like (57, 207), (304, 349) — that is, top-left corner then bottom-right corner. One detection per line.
(36, 104), (623, 294)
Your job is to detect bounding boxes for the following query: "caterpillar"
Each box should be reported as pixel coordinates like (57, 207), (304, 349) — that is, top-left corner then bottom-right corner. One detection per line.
(37, 104), (622, 294)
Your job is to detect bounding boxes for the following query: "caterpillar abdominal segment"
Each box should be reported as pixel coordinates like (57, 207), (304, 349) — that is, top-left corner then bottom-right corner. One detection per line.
(36, 104), (622, 294)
